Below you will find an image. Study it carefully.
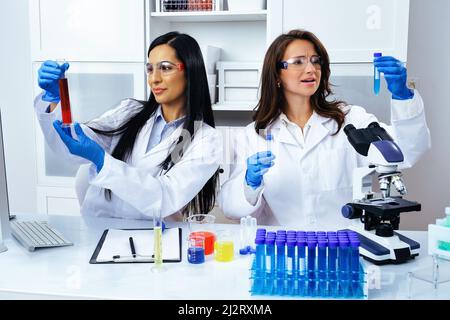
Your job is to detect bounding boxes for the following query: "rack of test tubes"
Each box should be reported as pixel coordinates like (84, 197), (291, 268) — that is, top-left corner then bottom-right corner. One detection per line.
(249, 229), (368, 299)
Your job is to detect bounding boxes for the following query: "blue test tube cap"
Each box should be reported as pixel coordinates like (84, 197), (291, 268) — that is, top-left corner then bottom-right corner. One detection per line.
(256, 228), (266, 234)
(276, 239), (286, 246)
(318, 239), (328, 247)
(297, 238), (307, 246)
(350, 239), (361, 247)
(265, 238), (275, 245)
(339, 239), (350, 247)
(307, 239), (317, 248)
(297, 231), (306, 235)
(266, 132), (273, 141)
(317, 231), (326, 235)
(255, 237), (266, 245)
(374, 52), (382, 58)
(328, 238), (339, 248)
(266, 231), (276, 238)
(287, 239), (297, 247)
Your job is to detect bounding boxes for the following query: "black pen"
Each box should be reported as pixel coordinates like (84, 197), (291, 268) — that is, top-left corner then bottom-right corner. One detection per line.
(129, 237), (136, 258)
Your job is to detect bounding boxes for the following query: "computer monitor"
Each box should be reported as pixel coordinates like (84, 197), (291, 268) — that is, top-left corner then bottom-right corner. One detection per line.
(0, 109), (10, 252)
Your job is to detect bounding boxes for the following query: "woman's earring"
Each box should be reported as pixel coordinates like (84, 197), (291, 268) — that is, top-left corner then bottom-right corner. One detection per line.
(277, 81), (281, 88)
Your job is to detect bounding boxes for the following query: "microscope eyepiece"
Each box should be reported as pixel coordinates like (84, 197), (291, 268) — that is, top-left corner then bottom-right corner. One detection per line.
(368, 122), (381, 128)
(344, 124), (356, 136)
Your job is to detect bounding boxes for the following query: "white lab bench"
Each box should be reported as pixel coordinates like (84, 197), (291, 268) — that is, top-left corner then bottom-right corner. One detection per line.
(0, 214), (448, 300)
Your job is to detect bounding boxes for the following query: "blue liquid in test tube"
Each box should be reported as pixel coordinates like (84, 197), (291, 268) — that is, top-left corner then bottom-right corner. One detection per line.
(327, 238), (338, 296)
(276, 238), (286, 295)
(286, 238), (297, 295)
(374, 52), (382, 95)
(266, 130), (273, 152)
(338, 238), (350, 297)
(254, 237), (266, 294)
(350, 238), (361, 297)
(297, 238), (307, 296)
(318, 239), (328, 296)
(307, 239), (317, 296)
(265, 237), (275, 294)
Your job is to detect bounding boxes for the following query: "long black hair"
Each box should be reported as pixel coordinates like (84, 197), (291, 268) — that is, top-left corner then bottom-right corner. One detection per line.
(89, 32), (219, 218)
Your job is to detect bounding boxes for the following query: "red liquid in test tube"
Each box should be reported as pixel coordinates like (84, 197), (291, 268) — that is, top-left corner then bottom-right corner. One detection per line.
(58, 78), (72, 126)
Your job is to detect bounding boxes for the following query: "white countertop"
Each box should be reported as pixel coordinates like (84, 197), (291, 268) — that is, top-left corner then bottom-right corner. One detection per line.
(0, 214), (449, 300)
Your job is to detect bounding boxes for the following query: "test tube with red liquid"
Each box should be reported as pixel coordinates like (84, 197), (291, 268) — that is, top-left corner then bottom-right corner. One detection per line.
(58, 76), (72, 127)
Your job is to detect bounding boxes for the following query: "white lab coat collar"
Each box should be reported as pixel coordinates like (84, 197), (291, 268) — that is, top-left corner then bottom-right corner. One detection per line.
(132, 111), (185, 165)
(270, 111), (335, 158)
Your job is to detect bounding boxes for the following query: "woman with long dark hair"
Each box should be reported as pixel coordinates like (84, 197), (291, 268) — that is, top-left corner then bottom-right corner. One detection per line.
(35, 32), (221, 221)
(219, 29), (430, 228)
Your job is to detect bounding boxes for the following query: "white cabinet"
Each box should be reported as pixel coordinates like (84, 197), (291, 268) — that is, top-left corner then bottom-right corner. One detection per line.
(147, 0), (279, 111)
(282, 0), (410, 63)
(29, 0), (145, 62)
(32, 62), (146, 214)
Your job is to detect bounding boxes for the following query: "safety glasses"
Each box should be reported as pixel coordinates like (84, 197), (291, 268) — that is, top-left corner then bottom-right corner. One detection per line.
(277, 55), (322, 71)
(146, 61), (185, 76)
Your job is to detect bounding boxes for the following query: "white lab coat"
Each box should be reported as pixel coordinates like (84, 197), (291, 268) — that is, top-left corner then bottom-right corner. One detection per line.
(219, 90), (431, 229)
(34, 93), (222, 221)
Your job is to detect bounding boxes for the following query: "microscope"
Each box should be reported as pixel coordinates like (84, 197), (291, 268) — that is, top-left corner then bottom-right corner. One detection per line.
(341, 122), (421, 265)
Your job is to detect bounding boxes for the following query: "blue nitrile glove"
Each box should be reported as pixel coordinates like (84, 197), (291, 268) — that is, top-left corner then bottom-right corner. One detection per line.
(245, 151), (275, 189)
(38, 60), (70, 103)
(374, 56), (414, 100)
(53, 121), (105, 173)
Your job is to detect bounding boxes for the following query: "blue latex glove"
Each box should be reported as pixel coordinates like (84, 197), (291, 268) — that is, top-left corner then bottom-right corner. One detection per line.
(38, 60), (70, 103)
(374, 56), (414, 100)
(245, 151), (275, 189)
(53, 121), (105, 173)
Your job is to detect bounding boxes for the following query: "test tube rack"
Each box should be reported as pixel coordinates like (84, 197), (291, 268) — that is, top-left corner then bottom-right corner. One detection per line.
(249, 229), (368, 299)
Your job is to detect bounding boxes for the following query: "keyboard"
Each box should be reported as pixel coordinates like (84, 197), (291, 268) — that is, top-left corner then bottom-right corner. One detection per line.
(11, 220), (73, 251)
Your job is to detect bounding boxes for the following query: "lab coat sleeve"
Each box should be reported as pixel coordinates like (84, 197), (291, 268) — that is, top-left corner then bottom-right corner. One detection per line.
(34, 93), (141, 164)
(350, 90), (431, 169)
(89, 127), (222, 218)
(218, 127), (265, 219)
(244, 181), (265, 206)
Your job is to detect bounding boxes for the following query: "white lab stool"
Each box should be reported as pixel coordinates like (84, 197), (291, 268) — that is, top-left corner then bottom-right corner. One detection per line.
(407, 224), (450, 298)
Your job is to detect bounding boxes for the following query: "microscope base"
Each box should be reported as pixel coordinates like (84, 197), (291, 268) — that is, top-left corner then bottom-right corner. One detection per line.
(344, 226), (420, 265)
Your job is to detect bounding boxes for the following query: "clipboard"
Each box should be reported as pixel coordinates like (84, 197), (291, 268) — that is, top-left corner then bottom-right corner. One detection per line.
(89, 228), (183, 264)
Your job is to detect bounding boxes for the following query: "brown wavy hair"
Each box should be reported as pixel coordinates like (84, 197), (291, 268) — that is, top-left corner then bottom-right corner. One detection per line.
(254, 29), (346, 135)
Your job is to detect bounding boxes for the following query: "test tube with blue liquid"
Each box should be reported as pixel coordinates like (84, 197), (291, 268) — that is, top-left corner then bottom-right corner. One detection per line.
(286, 238), (297, 295)
(266, 129), (273, 153)
(338, 238), (350, 296)
(350, 238), (361, 296)
(254, 236), (266, 294)
(373, 52), (382, 95)
(307, 238), (317, 296)
(328, 238), (338, 297)
(317, 239), (328, 296)
(265, 237), (275, 294)
(276, 237), (286, 295)
(296, 238), (306, 296)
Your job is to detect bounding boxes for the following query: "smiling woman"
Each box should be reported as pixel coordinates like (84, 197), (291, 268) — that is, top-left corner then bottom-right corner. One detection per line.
(34, 32), (222, 222)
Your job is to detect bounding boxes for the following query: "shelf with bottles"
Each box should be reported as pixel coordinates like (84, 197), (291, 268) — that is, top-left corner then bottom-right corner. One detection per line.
(152, 0), (267, 22)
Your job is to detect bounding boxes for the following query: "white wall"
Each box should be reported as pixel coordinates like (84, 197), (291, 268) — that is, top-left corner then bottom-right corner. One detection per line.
(400, 0), (450, 230)
(0, 0), (37, 214)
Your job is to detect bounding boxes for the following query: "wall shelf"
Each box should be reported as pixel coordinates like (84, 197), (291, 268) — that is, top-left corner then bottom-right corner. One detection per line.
(150, 10), (267, 22)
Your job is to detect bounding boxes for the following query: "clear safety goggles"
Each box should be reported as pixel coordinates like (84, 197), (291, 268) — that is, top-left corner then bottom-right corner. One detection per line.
(277, 55), (322, 71)
(146, 61), (185, 76)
